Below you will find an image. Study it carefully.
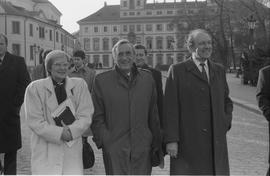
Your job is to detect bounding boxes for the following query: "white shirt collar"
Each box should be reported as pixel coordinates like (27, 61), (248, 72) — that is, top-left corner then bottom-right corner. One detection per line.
(192, 54), (210, 81)
(0, 54), (4, 62)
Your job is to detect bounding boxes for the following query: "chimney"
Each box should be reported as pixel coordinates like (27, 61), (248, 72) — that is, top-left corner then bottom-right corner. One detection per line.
(104, 1), (107, 6)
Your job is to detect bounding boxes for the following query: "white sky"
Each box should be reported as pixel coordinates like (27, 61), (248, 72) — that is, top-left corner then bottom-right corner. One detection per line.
(48, 0), (200, 34)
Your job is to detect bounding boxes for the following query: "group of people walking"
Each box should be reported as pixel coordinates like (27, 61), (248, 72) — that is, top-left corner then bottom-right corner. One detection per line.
(0, 28), (269, 175)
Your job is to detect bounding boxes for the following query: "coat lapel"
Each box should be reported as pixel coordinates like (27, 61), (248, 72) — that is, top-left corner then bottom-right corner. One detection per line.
(0, 52), (12, 72)
(43, 77), (58, 113)
(185, 58), (208, 83)
(208, 60), (217, 84)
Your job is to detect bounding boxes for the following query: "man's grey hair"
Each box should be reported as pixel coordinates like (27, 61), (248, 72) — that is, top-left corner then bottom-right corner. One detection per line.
(186, 29), (211, 52)
(45, 50), (70, 75)
(111, 39), (135, 59)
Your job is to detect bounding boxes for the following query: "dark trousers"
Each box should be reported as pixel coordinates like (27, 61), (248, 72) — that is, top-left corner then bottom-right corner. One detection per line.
(0, 150), (17, 175)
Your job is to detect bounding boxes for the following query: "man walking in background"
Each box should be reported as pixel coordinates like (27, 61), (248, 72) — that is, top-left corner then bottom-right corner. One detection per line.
(256, 65), (270, 176)
(163, 29), (233, 175)
(69, 50), (96, 93)
(0, 33), (31, 174)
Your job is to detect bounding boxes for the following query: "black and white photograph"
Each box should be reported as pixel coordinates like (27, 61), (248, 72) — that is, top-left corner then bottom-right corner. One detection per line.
(0, 0), (270, 175)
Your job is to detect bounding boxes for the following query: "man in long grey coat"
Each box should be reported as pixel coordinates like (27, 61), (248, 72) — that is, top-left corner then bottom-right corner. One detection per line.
(91, 39), (162, 175)
(163, 29), (233, 175)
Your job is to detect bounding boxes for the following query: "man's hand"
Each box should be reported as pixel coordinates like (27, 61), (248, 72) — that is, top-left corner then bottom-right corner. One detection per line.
(60, 121), (73, 142)
(166, 142), (178, 158)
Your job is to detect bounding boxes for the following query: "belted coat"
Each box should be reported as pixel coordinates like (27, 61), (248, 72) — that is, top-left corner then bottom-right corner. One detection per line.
(91, 67), (162, 175)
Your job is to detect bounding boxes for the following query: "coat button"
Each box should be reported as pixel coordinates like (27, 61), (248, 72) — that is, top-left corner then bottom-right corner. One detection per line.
(202, 128), (208, 132)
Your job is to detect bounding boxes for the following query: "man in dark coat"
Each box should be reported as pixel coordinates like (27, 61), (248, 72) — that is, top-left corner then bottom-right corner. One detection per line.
(0, 33), (31, 174)
(91, 39), (163, 175)
(256, 65), (270, 176)
(163, 29), (233, 175)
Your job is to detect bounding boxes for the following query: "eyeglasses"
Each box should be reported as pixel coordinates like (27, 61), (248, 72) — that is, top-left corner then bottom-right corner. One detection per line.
(52, 63), (69, 68)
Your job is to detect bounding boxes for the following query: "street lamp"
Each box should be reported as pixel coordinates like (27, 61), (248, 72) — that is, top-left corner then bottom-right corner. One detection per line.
(247, 14), (256, 50)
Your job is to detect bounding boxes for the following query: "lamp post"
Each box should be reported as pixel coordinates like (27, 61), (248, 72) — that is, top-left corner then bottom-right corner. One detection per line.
(247, 14), (256, 50)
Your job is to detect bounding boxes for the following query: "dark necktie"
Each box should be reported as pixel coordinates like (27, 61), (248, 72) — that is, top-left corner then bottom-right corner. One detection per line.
(0, 59), (2, 65)
(200, 63), (208, 82)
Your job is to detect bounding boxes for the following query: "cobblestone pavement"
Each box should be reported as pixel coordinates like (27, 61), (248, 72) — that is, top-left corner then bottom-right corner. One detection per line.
(16, 74), (269, 175)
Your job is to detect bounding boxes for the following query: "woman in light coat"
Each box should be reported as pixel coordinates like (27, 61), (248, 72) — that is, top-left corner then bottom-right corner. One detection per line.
(24, 50), (93, 174)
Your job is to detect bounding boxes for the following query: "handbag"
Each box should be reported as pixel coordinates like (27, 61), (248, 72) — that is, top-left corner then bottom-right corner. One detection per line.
(82, 137), (95, 169)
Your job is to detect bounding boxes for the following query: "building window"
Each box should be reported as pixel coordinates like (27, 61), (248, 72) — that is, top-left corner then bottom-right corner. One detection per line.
(156, 37), (163, 49)
(167, 54), (173, 65)
(156, 54), (163, 65)
(123, 25), (128, 32)
(136, 24), (141, 32)
(156, 11), (162, 15)
(49, 30), (53, 41)
(167, 36), (174, 50)
(113, 26), (117, 32)
(104, 26), (108, 32)
(56, 32), (59, 42)
(167, 10), (173, 15)
(156, 24), (163, 31)
(12, 21), (20, 34)
(103, 38), (109, 51)
(84, 38), (90, 51)
(39, 27), (45, 39)
(147, 54), (153, 67)
(29, 24), (33, 36)
(146, 37), (152, 49)
(137, 0), (141, 6)
(146, 24), (152, 32)
(102, 55), (109, 67)
(146, 11), (152, 15)
(93, 55), (100, 64)
(61, 34), (63, 44)
(94, 26), (98, 33)
(30, 45), (35, 61)
(12, 44), (20, 56)
(129, 25), (135, 32)
(129, 12), (135, 16)
(167, 23), (174, 31)
(93, 38), (100, 51)
(84, 27), (88, 33)
(112, 38), (119, 47)
(137, 12), (140, 15)
(123, 12), (127, 16)
(123, 1), (127, 7)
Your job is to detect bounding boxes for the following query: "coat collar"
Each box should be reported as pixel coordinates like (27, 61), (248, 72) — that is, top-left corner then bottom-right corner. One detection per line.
(43, 76), (76, 112)
(185, 57), (216, 84)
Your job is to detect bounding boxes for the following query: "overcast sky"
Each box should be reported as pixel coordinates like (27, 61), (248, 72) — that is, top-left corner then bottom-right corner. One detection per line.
(48, 0), (200, 34)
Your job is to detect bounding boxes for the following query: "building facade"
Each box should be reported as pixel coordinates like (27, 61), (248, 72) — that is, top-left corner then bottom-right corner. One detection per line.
(77, 0), (218, 68)
(0, 0), (75, 67)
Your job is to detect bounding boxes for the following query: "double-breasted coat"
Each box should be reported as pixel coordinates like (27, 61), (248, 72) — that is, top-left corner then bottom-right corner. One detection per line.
(0, 52), (30, 153)
(91, 66), (162, 175)
(24, 77), (93, 174)
(163, 59), (233, 175)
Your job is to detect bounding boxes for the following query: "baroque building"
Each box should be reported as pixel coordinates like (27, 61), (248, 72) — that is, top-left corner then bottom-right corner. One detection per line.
(78, 0), (217, 68)
(0, 0), (75, 67)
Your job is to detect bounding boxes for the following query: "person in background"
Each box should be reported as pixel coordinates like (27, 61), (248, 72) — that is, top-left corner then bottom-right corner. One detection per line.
(256, 65), (270, 176)
(163, 29), (233, 175)
(91, 39), (163, 174)
(134, 44), (163, 129)
(69, 50), (96, 93)
(31, 49), (52, 81)
(24, 50), (93, 174)
(0, 33), (31, 174)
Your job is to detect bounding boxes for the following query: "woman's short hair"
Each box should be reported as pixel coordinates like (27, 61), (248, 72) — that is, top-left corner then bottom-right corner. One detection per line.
(45, 50), (69, 75)
(134, 44), (147, 55)
(186, 29), (211, 52)
(112, 39), (135, 60)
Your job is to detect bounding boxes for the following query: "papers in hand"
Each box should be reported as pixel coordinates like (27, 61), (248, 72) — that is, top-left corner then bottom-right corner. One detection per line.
(51, 98), (76, 147)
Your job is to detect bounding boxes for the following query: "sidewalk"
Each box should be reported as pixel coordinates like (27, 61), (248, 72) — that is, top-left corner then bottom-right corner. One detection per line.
(226, 73), (261, 115)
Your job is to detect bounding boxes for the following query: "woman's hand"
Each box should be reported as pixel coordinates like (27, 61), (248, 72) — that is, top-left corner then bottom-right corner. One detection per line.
(60, 120), (73, 142)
